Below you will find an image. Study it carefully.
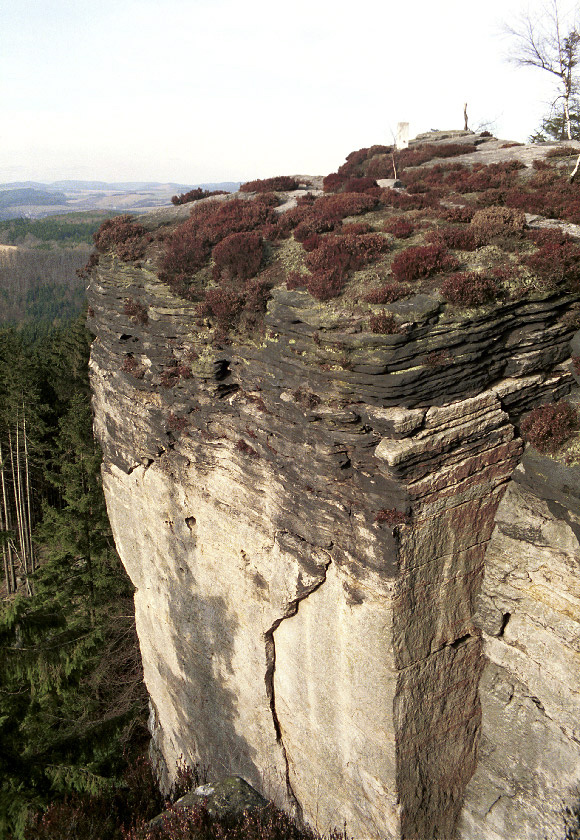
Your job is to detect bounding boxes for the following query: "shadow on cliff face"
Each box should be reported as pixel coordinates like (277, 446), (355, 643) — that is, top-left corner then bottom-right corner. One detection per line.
(153, 584), (261, 790)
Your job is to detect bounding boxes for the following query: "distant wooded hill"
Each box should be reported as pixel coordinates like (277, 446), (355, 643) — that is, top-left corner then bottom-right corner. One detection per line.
(0, 181), (241, 220)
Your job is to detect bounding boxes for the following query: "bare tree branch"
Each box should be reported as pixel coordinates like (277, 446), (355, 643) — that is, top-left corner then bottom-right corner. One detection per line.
(505, 1), (580, 139)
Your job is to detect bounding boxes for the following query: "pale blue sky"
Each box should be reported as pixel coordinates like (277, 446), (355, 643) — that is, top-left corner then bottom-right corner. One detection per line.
(0, 0), (576, 183)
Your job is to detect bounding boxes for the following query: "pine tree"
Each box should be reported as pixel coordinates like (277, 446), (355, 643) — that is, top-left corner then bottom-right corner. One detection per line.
(0, 327), (146, 838)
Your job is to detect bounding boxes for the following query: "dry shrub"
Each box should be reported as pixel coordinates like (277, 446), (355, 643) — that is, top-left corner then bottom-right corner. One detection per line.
(381, 189), (441, 211)
(171, 188), (229, 205)
(368, 311), (403, 334)
(303, 233), (391, 300)
(522, 232), (580, 289)
(440, 205), (475, 223)
(390, 243), (458, 283)
(364, 281), (410, 303)
(440, 272), (501, 306)
(382, 217), (414, 238)
(470, 205), (526, 246)
(520, 400), (579, 453)
(212, 231), (263, 281)
(425, 225), (477, 251)
(203, 287), (245, 331)
(340, 221), (373, 235)
(545, 145), (579, 158)
(161, 198), (277, 289)
(94, 215), (148, 260)
(240, 175), (299, 192)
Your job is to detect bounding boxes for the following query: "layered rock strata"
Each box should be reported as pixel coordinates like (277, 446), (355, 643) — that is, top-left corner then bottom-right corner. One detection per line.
(89, 251), (579, 839)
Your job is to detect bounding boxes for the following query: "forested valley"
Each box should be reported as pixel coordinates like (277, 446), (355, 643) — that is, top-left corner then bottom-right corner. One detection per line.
(0, 317), (171, 839)
(0, 211), (166, 840)
(0, 212), (113, 339)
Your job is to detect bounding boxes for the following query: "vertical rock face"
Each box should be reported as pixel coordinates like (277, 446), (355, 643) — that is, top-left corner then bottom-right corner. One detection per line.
(89, 248), (580, 839)
(460, 451), (580, 839)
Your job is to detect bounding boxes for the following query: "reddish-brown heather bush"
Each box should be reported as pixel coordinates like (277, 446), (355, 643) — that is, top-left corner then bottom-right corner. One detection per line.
(396, 142), (474, 169)
(235, 438), (259, 458)
(364, 281), (410, 303)
(382, 217), (414, 238)
(171, 187), (229, 205)
(522, 236), (580, 289)
(342, 177), (379, 193)
(251, 192), (279, 208)
(532, 158), (553, 171)
(122, 800), (323, 840)
(94, 215), (148, 260)
(316, 191), (380, 219)
(289, 192), (379, 244)
(520, 400), (579, 453)
(343, 145), (393, 174)
(293, 218), (337, 242)
(243, 278), (272, 314)
(166, 412), (189, 432)
(440, 272), (501, 306)
(76, 252), (100, 280)
(240, 175), (299, 192)
(301, 233), (322, 252)
(161, 225), (212, 279)
(501, 142), (524, 149)
(304, 233), (390, 293)
(161, 198), (278, 283)
(368, 311), (403, 334)
(305, 268), (344, 301)
(259, 220), (288, 241)
(340, 221), (373, 235)
(470, 205), (526, 246)
(322, 172), (348, 192)
(382, 189), (441, 211)
(425, 225), (477, 250)
(375, 508), (409, 525)
(563, 306), (580, 330)
(513, 181), (580, 224)
(365, 155), (397, 180)
(440, 205), (475, 223)
(198, 198), (277, 245)
(94, 215), (144, 249)
(390, 242), (458, 283)
(124, 297), (149, 325)
(87, 305), (95, 317)
(203, 287), (245, 331)
(212, 231), (263, 281)
(546, 145), (579, 158)
(528, 228), (572, 247)
(572, 355), (580, 375)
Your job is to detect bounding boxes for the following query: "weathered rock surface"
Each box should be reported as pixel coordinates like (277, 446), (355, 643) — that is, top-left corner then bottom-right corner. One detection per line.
(89, 194), (580, 838)
(460, 448), (580, 839)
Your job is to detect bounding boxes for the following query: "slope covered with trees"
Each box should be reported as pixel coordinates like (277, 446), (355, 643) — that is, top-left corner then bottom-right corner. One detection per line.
(0, 319), (153, 839)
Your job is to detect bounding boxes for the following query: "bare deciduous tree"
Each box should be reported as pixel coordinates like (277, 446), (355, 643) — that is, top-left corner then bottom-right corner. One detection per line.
(506, 0), (580, 140)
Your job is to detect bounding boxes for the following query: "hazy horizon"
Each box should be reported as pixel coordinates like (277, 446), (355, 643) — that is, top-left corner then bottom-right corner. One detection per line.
(2, 0), (578, 184)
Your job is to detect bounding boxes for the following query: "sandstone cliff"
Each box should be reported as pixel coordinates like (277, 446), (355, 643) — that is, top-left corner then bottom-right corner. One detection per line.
(88, 131), (580, 839)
